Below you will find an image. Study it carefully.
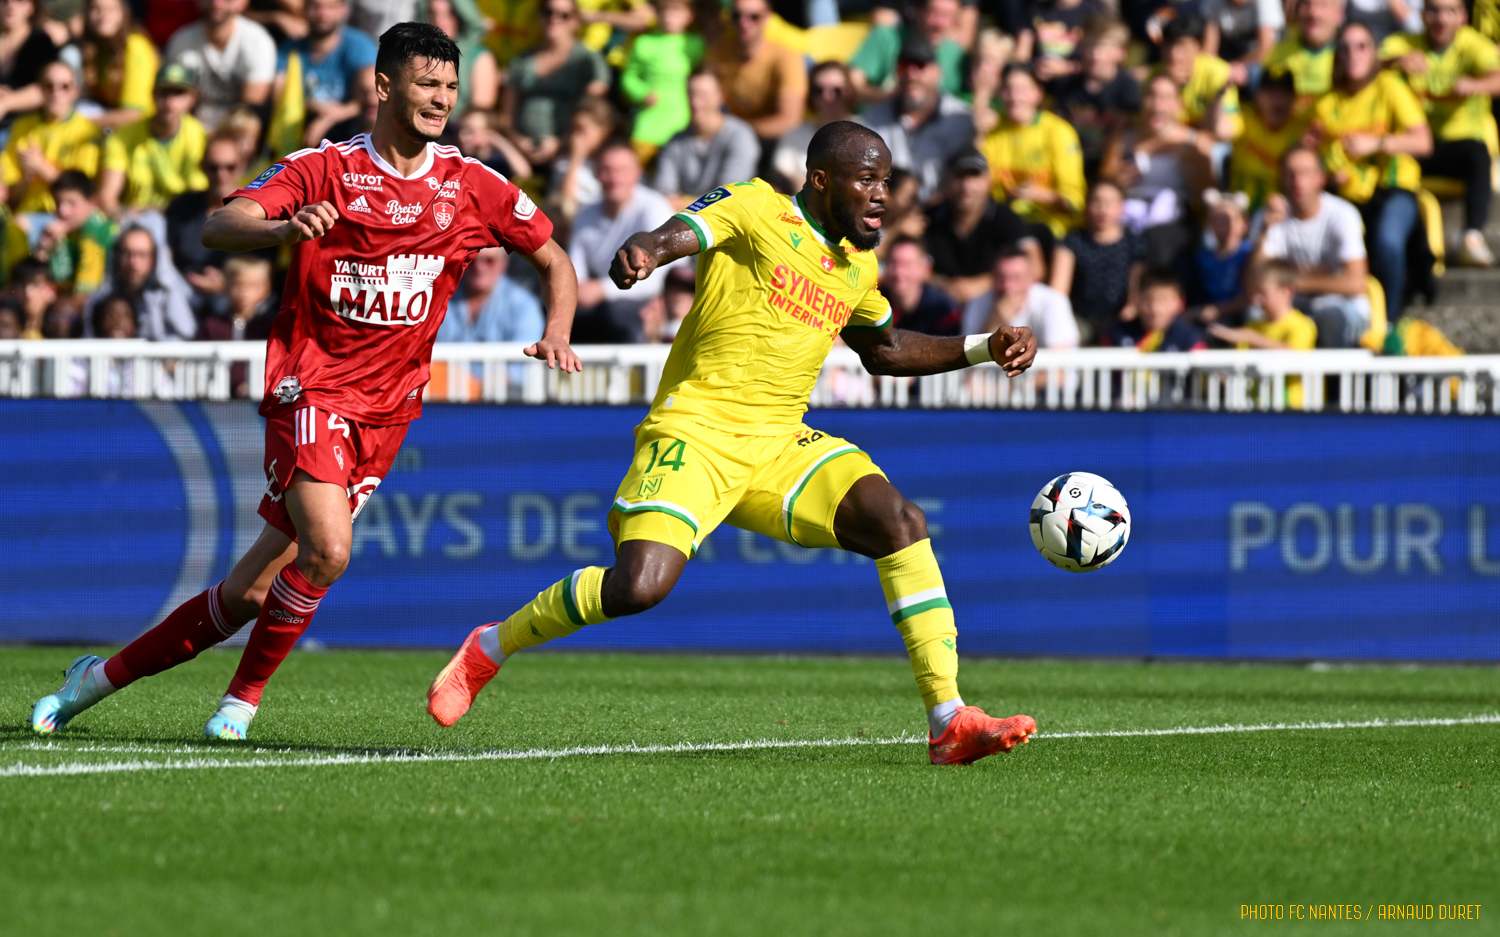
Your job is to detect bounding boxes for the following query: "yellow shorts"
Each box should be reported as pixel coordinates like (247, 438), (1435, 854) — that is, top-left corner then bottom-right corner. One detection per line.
(607, 414), (886, 558)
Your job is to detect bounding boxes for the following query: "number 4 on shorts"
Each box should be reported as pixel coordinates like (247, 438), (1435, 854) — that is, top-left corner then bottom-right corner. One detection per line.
(645, 440), (688, 472)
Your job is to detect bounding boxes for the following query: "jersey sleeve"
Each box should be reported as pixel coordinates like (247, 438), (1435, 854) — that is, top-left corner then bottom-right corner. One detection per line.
(846, 282), (893, 330)
(227, 149), (325, 219)
(671, 181), (768, 253)
(1464, 30), (1500, 73)
(1386, 74), (1428, 131)
(473, 163), (554, 255)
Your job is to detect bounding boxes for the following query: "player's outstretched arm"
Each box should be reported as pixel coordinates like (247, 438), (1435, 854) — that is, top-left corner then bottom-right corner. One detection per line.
(515, 237), (582, 372)
(608, 217), (700, 290)
(842, 326), (1038, 378)
(201, 197), (339, 252)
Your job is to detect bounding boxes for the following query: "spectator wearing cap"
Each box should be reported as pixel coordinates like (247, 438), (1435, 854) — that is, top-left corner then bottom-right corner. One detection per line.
(1, 59), (100, 215)
(710, 0), (807, 155)
(98, 63), (209, 214)
(165, 0), (276, 130)
(279, 0), (378, 148)
(923, 147), (1042, 303)
(653, 67), (760, 210)
(849, 0), (967, 102)
(855, 35), (974, 204)
(881, 236), (962, 335)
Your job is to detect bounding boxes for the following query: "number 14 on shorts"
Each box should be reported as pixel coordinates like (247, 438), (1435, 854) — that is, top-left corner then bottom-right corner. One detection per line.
(636, 439), (688, 499)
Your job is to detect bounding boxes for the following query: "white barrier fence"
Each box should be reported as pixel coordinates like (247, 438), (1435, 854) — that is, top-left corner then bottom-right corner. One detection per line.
(1, 340), (1498, 415)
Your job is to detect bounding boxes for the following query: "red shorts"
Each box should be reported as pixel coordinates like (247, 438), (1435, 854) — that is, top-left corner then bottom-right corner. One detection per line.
(257, 405), (410, 540)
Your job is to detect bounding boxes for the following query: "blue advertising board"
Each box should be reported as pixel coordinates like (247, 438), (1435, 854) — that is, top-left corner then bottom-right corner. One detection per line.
(2, 400), (1498, 660)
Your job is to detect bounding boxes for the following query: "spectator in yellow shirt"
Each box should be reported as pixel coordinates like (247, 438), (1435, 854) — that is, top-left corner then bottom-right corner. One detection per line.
(981, 63), (1086, 238)
(1265, 0), (1343, 113)
(1311, 21), (1433, 321)
(1208, 259), (1318, 407)
(1381, 0), (1500, 267)
(0, 60), (101, 214)
(79, 0), (160, 129)
(98, 64), (210, 214)
(1155, 15), (1242, 142)
(1229, 70), (1305, 213)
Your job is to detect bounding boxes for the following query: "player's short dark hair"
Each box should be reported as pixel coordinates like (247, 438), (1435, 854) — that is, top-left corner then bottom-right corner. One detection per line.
(375, 22), (461, 79)
(1162, 13), (1206, 45)
(52, 169), (94, 200)
(1139, 268), (1182, 294)
(806, 120), (887, 174)
(11, 257), (50, 287)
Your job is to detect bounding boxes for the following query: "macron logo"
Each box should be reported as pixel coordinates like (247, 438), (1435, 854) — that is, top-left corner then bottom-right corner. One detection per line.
(347, 195), (371, 213)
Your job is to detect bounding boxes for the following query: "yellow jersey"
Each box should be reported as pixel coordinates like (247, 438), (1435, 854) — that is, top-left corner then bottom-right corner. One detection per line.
(980, 110), (1086, 237)
(1314, 71), (1429, 201)
(1266, 28), (1336, 115)
(102, 114), (210, 210)
(665, 178), (891, 432)
(1229, 108), (1308, 212)
(1379, 27), (1500, 144)
(1243, 310), (1318, 407)
(0, 111), (102, 213)
(1154, 54), (1243, 138)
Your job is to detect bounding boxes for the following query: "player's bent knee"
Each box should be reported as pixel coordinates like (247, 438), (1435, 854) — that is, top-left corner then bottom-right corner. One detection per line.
(298, 542), (350, 587)
(881, 498), (928, 553)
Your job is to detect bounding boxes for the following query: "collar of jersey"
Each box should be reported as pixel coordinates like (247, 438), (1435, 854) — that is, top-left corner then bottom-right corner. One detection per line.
(790, 193), (841, 251)
(357, 133), (435, 181)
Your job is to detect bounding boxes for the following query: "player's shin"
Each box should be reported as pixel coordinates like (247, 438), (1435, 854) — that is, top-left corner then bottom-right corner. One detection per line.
(222, 564), (329, 710)
(875, 540), (964, 738)
(103, 582), (249, 689)
(489, 566), (613, 659)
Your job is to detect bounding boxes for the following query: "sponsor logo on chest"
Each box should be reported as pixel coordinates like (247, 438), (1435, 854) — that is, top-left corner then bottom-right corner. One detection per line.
(426, 177), (462, 199)
(767, 263), (854, 333)
(342, 172), (384, 191)
(329, 254), (446, 326)
(385, 200), (423, 224)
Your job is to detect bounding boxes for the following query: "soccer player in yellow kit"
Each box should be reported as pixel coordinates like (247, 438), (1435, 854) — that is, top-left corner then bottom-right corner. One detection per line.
(428, 122), (1040, 765)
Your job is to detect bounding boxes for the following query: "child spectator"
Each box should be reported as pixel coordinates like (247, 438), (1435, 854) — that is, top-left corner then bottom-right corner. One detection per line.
(35, 170), (117, 295)
(1155, 14), (1242, 142)
(1187, 189), (1253, 312)
(92, 291), (137, 338)
(11, 257), (57, 338)
(619, 0), (704, 161)
(1022, 0), (1107, 84)
(1102, 269), (1208, 350)
(197, 254), (276, 342)
(98, 64), (209, 214)
(1228, 70), (1303, 213)
(1050, 179), (1146, 342)
(1050, 18), (1140, 178)
(1, 60), (101, 214)
(1208, 259), (1317, 406)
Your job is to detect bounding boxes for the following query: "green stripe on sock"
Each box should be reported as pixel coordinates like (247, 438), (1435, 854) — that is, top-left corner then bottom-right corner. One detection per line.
(889, 597), (952, 624)
(561, 571), (585, 627)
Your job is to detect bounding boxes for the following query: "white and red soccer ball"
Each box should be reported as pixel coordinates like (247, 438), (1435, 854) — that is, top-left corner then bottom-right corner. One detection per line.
(1029, 472), (1131, 572)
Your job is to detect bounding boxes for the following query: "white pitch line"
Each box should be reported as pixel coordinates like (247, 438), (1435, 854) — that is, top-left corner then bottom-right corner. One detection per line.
(4, 713), (1496, 779)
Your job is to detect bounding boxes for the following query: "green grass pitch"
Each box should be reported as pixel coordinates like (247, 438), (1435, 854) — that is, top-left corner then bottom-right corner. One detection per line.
(2, 647), (1498, 936)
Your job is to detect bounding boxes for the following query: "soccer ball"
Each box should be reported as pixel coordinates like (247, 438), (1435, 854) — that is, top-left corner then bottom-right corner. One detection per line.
(1029, 472), (1131, 572)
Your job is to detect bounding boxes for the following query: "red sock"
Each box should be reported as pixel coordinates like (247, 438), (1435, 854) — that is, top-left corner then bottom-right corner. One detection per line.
(225, 564), (328, 706)
(105, 583), (244, 688)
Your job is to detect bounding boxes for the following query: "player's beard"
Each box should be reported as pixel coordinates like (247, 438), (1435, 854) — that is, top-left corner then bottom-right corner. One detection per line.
(830, 195), (881, 252)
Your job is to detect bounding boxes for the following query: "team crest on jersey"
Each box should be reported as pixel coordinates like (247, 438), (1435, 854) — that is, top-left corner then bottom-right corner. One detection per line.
(432, 201), (454, 229)
(820, 255), (836, 272)
(245, 164), (285, 189)
(846, 265), (860, 289)
(637, 474), (663, 498)
(274, 375), (302, 403)
(684, 186), (731, 213)
(330, 254), (445, 326)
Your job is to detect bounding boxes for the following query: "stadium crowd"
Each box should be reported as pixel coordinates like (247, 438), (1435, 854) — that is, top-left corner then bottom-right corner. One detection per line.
(0, 0), (1490, 357)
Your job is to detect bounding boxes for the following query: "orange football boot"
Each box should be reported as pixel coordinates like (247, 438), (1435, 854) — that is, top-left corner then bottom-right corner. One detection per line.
(928, 706), (1037, 765)
(427, 626), (501, 727)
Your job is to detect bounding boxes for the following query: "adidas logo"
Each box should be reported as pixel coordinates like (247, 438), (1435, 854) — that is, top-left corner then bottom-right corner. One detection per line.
(347, 195), (371, 213)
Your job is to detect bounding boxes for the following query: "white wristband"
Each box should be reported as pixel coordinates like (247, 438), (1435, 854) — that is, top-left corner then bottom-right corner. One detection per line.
(963, 333), (994, 366)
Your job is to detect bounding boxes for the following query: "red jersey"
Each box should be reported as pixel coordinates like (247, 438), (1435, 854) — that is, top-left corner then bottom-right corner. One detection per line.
(230, 134), (554, 425)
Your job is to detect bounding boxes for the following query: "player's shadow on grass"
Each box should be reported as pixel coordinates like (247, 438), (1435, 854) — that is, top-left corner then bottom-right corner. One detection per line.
(2, 723), (450, 758)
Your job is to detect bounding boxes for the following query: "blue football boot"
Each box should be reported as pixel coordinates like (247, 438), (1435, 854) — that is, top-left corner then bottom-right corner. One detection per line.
(204, 695), (258, 741)
(31, 654), (108, 734)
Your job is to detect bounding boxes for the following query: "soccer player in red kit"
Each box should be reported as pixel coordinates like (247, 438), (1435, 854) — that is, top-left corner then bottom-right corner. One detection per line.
(31, 23), (581, 740)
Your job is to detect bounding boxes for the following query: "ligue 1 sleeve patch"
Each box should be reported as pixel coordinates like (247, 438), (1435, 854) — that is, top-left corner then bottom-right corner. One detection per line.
(244, 163), (286, 189)
(684, 186), (732, 213)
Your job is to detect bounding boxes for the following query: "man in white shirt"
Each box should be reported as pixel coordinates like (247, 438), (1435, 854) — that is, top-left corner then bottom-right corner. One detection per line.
(165, 0), (277, 130)
(570, 140), (680, 342)
(962, 244), (1080, 349)
(1253, 146), (1371, 347)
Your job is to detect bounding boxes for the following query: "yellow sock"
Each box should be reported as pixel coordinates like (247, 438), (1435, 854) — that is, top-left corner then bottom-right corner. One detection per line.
(499, 566), (612, 657)
(875, 539), (960, 711)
